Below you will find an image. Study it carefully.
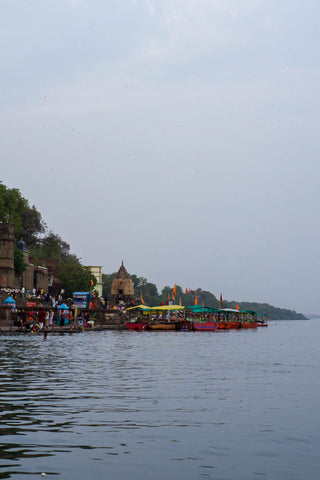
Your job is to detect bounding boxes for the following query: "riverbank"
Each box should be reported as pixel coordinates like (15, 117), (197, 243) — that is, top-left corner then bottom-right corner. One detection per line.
(0, 303), (126, 333)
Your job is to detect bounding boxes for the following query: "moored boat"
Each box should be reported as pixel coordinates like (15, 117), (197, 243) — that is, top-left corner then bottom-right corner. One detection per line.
(125, 304), (150, 331)
(256, 313), (268, 326)
(215, 308), (241, 329)
(193, 320), (217, 331)
(185, 306), (218, 331)
(147, 322), (177, 331)
(239, 310), (258, 329)
(126, 320), (148, 331)
(148, 305), (185, 331)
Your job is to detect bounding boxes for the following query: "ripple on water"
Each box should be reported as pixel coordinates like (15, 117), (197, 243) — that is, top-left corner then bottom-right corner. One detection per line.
(0, 323), (320, 480)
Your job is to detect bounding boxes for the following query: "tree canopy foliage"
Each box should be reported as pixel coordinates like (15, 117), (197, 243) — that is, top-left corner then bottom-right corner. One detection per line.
(58, 261), (96, 299)
(0, 182), (45, 246)
(0, 182), (95, 294)
(30, 232), (71, 263)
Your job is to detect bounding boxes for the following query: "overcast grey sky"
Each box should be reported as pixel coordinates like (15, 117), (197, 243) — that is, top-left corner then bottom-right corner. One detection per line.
(1, 0), (319, 314)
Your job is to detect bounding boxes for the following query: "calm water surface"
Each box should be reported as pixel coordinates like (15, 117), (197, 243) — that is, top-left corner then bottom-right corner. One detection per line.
(0, 319), (320, 479)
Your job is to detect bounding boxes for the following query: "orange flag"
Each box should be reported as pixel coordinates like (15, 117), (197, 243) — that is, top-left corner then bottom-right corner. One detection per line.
(140, 293), (145, 304)
(236, 303), (239, 310)
(195, 296), (198, 305)
(172, 283), (176, 295)
(179, 297), (182, 306)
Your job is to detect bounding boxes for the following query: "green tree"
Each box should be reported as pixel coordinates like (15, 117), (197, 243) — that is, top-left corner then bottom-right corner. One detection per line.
(14, 247), (26, 276)
(58, 261), (96, 298)
(0, 182), (45, 244)
(30, 232), (70, 263)
(101, 273), (116, 299)
(20, 205), (45, 248)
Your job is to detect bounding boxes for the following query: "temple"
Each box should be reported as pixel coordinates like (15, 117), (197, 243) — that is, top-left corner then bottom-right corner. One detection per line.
(110, 261), (134, 304)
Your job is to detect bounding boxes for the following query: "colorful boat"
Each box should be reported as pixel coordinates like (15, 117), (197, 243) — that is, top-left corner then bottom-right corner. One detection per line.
(193, 320), (217, 331)
(239, 310), (258, 329)
(148, 305), (185, 331)
(126, 320), (148, 331)
(215, 308), (241, 329)
(125, 305), (150, 331)
(256, 313), (268, 326)
(185, 306), (218, 331)
(147, 322), (177, 331)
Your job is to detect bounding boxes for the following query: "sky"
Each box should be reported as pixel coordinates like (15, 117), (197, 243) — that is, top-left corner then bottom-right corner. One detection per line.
(1, 0), (319, 314)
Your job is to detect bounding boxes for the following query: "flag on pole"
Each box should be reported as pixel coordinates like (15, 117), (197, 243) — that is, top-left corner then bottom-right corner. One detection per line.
(140, 293), (145, 304)
(220, 293), (223, 308)
(236, 303), (239, 310)
(179, 297), (182, 306)
(172, 283), (176, 295)
(195, 296), (198, 305)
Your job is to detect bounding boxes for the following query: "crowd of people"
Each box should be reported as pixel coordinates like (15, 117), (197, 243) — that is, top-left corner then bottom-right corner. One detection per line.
(1, 286), (63, 307)
(15, 307), (96, 334)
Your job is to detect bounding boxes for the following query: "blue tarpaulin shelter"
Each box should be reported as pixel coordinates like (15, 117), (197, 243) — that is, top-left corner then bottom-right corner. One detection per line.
(57, 303), (70, 325)
(3, 296), (16, 306)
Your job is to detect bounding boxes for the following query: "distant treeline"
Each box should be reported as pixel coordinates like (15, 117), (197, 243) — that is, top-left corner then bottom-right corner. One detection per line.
(102, 273), (306, 320)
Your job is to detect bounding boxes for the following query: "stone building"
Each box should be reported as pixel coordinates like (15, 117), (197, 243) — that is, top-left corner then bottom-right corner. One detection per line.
(0, 223), (15, 288)
(0, 223), (48, 291)
(88, 265), (103, 296)
(110, 261), (134, 304)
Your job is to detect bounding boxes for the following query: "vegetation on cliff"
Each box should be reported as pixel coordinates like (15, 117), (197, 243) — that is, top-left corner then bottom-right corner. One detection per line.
(0, 182), (95, 294)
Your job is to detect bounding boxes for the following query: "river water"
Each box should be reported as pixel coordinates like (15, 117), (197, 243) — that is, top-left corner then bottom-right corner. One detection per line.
(0, 319), (319, 480)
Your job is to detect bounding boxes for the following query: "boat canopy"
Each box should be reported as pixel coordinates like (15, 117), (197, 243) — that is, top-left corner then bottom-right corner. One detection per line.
(186, 305), (216, 313)
(150, 305), (185, 311)
(216, 308), (240, 313)
(126, 304), (150, 311)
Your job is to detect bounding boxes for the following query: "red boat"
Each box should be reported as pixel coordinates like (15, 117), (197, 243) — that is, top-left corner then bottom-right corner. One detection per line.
(126, 320), (148, 331)
(216, 309), (241, 329)
(125, 305), (150, 331)
(240, 322), (258, 329)
(185, 306), (218, 331)
(192, 320), (217, 331)
(239, 310), (258, 329)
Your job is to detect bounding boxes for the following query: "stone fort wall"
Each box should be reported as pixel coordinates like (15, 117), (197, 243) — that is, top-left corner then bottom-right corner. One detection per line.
(0, 223), (48, 291)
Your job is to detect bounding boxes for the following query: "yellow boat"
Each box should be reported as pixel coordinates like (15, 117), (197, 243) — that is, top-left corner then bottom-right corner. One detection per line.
(147, 305), (185, 331)
(148, 322), (177, 331)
